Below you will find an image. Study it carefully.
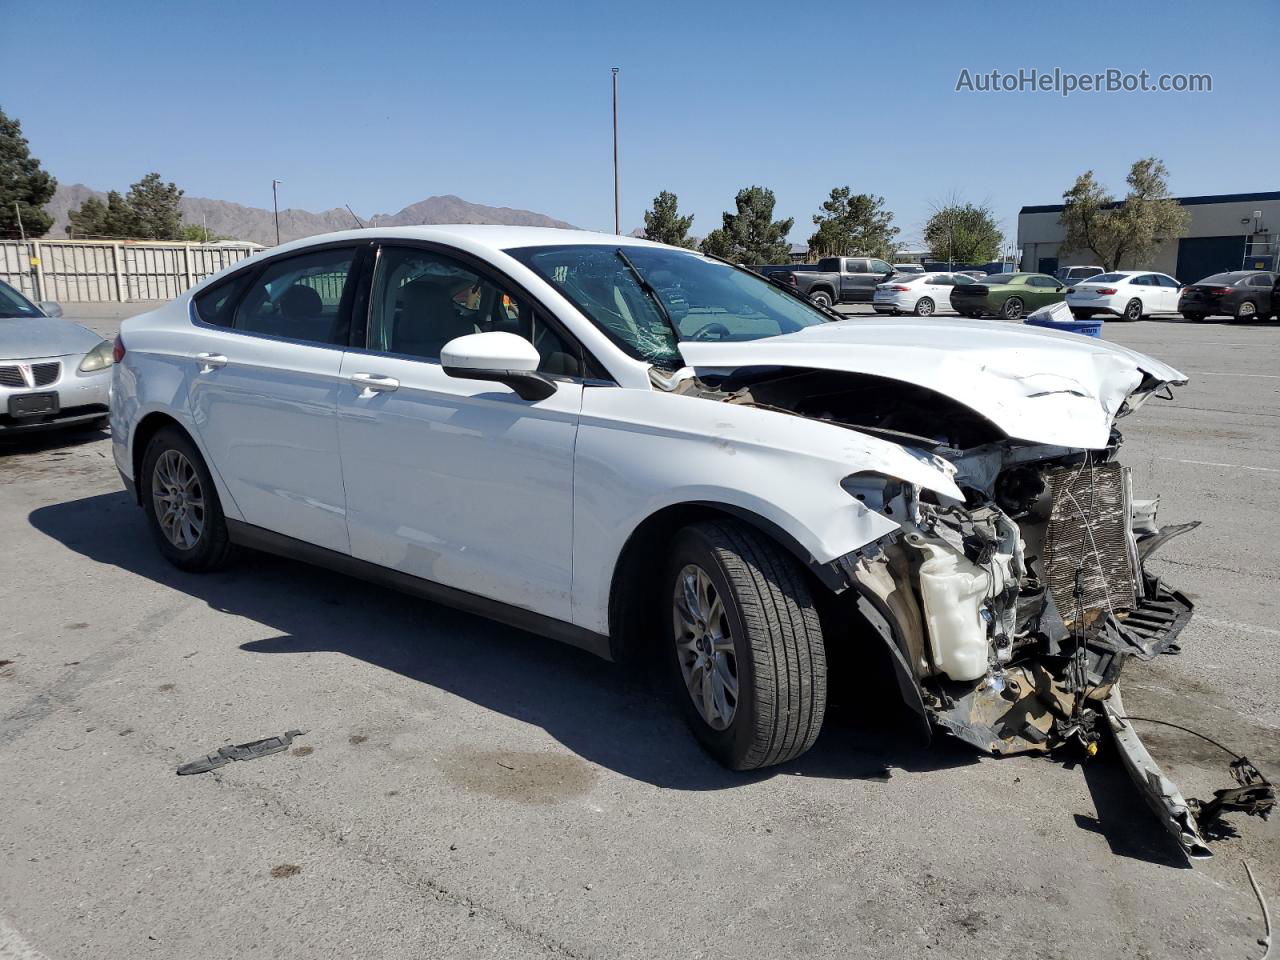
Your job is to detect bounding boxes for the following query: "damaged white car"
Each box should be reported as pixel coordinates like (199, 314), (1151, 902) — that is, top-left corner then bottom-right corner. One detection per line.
(111, 227), (1272, 858)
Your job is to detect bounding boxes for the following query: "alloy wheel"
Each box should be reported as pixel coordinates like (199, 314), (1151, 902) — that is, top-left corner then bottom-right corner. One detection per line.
(1125, 299), (1142, 321)
(152, 449), (205, 550)
(1003, 298), (1023, 320)
(672, 563), (739, 730)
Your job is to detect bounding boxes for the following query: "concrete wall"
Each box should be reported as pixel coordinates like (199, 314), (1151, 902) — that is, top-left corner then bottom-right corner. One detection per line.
(1017, 194), (1280, 280)
(0, 239), (260, 304)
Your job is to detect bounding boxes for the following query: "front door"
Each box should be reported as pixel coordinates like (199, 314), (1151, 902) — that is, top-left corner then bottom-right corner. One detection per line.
(187, 244), (361, 553)
(335, 244), (584, 622)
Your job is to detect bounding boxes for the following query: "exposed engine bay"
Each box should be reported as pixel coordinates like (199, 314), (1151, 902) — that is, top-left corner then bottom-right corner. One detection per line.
(680, 364), (1275, 861)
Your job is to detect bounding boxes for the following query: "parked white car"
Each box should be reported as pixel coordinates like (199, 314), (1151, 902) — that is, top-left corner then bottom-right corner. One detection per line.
(872, 272), (976, 316)
(1066, 271), (1183, 320)
(111, 226), (1245, 855)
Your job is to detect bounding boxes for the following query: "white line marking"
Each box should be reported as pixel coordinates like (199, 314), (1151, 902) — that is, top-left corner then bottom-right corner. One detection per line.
(1158, 457), (1280, 473)
(1184, 371), (1280, 379)
(1198, 616), (1280, 638)
(0, 916), (53, 960)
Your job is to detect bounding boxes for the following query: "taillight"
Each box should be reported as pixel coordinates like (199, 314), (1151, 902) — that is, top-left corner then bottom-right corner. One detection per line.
(112, 334), (126, 363)
(1212, 286), (1232, 295)
(890, 285), (910, 292)
(1096, 287), (1118, 295)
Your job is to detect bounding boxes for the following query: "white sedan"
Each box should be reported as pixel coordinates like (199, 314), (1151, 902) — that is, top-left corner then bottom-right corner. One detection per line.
(109, 226), (1236, 854)
(1065, 270), (1183, 320)
(871, 272), (976, 316)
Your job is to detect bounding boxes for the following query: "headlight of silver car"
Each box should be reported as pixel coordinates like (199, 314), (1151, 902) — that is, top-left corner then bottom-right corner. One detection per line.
(78, 339), (114, 372)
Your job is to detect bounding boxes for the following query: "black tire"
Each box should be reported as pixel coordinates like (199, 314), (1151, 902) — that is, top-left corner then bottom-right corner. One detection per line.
(1070, 308), (1094, 320)
(140, 426), (234, 572)
(913, 296), (935, 317)
(1002, 297), (1024, 320)
(808, 289), (834, 308)
(1231, 300), (1258, 323)
(1123, 298), (1144, 321)
(1182, 312), (1205, 322)
(665, 520), (827, 771)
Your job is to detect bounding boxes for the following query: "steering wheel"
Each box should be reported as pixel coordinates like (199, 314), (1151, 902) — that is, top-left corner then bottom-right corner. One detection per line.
(688, 321), (731, 341)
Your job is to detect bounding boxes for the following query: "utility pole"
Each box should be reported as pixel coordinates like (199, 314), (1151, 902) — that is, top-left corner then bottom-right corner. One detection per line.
(272, 179), (283, 245)
(611, 67), (620, 235)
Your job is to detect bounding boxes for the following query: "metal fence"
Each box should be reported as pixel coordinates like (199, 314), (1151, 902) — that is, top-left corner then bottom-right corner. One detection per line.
(0, 239), (261, 303)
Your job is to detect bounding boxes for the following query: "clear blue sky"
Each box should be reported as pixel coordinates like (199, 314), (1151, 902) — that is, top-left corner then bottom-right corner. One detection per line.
(6, 0), (1276, 246)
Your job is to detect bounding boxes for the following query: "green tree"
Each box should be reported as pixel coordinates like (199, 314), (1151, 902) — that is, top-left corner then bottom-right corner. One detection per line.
(1059, 158), (1188, 271)
(923, 201), (1003, 265)
(179, 223), (227, 243)
(0, 107), (57, 238)
(699, 186), (793, 264)
(66, 196), (109, 238)
(642, 190), (695, 248)
(127, 172), (184, 240)
(808, 188), (899, 259)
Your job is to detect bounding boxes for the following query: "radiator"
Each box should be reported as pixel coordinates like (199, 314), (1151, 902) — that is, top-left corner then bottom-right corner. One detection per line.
(1041, 461), (1139, 622)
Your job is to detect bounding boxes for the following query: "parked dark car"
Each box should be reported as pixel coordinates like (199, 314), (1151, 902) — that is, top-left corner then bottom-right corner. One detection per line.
(949, 273), (1067, 320)
(1178, 271), (1277, 322)
(785, 256), (897, 306)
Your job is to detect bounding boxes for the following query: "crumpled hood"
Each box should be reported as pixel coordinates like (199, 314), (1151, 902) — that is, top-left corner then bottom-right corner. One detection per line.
(678, 316), (1186, 450)
(0, 316), (103, 360)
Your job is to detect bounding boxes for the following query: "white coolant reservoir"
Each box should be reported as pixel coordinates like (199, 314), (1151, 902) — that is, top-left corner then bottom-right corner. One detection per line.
(908, 535), (991, 682)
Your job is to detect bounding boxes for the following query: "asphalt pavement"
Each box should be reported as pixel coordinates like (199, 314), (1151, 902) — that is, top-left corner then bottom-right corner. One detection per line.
(1, 306), (1276, 959)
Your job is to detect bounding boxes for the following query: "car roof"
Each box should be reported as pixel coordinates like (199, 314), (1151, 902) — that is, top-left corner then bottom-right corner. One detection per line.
(260, 224), (668, 258)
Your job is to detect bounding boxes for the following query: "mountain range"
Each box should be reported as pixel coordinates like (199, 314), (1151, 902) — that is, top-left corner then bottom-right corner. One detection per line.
(46, 184), (577, 245)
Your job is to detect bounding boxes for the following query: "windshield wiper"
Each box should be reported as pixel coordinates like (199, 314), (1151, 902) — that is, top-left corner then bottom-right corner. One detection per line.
(615, 247), (681, 343)
(701, 253), (846, 323)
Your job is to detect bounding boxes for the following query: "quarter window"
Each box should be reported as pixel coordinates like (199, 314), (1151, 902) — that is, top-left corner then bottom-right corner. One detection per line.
(232, 247), (358, 345)
(193, 272), (254, 327)
(368, 246), (581, 376)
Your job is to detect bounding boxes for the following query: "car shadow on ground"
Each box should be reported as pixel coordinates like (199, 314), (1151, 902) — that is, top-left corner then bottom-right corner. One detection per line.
(0, 423), (109, 455)
(30, 490), (986, 796)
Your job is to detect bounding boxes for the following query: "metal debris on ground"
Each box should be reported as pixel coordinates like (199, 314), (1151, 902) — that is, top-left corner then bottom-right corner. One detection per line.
(176, 729), (306, 775)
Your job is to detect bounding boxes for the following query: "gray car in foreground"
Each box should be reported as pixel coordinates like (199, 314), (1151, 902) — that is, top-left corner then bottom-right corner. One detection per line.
(0, 280), (113, 434)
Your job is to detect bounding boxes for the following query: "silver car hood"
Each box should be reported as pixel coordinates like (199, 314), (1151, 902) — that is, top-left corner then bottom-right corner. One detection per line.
(677, 316), (1186, 450)
(0, 316), (103, 360)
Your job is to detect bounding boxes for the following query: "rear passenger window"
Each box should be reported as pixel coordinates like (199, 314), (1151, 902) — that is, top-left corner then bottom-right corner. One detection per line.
(193, 273), (253, 327)
(232, 247), (358, 345)
(1249, 274), (1273, 287)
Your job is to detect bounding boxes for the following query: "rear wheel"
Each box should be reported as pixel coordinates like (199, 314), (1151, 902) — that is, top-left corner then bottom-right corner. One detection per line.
(1123, 298), (1144, 321)
(913, 296), (935, 317)
(808, 289), (833, 308)
(141, 426), (234, 572)
(1002, 297), (1024, 320)
(1232, 300), (1258, 323)
(666, 520), (827, 770)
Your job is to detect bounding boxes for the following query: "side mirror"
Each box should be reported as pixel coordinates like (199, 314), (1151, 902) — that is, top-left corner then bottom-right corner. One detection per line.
(39, 301), (63, 318)
(1055, 286), (1064, 292)
(441, 331), (556, 401)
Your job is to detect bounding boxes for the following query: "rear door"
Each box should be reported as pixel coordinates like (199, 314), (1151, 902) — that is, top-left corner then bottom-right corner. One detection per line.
(187, 244), (363, 553)
(335, 243), (586, 621)
(840, 259), (868, 301)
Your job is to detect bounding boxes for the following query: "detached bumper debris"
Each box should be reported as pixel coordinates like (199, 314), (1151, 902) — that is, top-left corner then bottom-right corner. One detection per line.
(1104, 687), (1274, 861)
(177, 729), (306, 775)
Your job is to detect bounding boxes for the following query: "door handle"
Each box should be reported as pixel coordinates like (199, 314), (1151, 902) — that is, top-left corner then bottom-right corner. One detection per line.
(350, 372), (400, 394)
(195, 352), (227, 371)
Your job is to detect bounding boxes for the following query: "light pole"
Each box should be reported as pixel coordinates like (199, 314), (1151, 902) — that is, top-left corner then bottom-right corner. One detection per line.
(272, 179), (283, 245)
(611, 67), (620, 235)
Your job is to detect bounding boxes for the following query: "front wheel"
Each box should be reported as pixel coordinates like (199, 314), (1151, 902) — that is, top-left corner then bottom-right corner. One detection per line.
(1123, 298), (1144, 321)
(666, 520), (827, 770)
(808, 289), (833, 308)
(1002, 297), (1024, 320)
(913, 296), (935, 317)
(141, 426), (234, 572)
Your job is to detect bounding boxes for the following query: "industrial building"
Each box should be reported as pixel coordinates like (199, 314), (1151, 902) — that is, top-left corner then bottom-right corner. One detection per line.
(1018, 190), (1279, 283)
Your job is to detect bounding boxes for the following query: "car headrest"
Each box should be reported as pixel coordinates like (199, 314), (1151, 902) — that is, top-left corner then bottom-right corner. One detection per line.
(279, 284), (324, 321)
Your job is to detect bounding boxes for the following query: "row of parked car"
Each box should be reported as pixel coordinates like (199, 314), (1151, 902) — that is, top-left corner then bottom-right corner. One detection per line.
(759, 260), (1280, 322)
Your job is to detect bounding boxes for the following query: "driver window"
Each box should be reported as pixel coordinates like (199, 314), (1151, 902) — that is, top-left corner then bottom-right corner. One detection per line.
(870, 260), (892, 274)
(368, 246), (581, 376)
